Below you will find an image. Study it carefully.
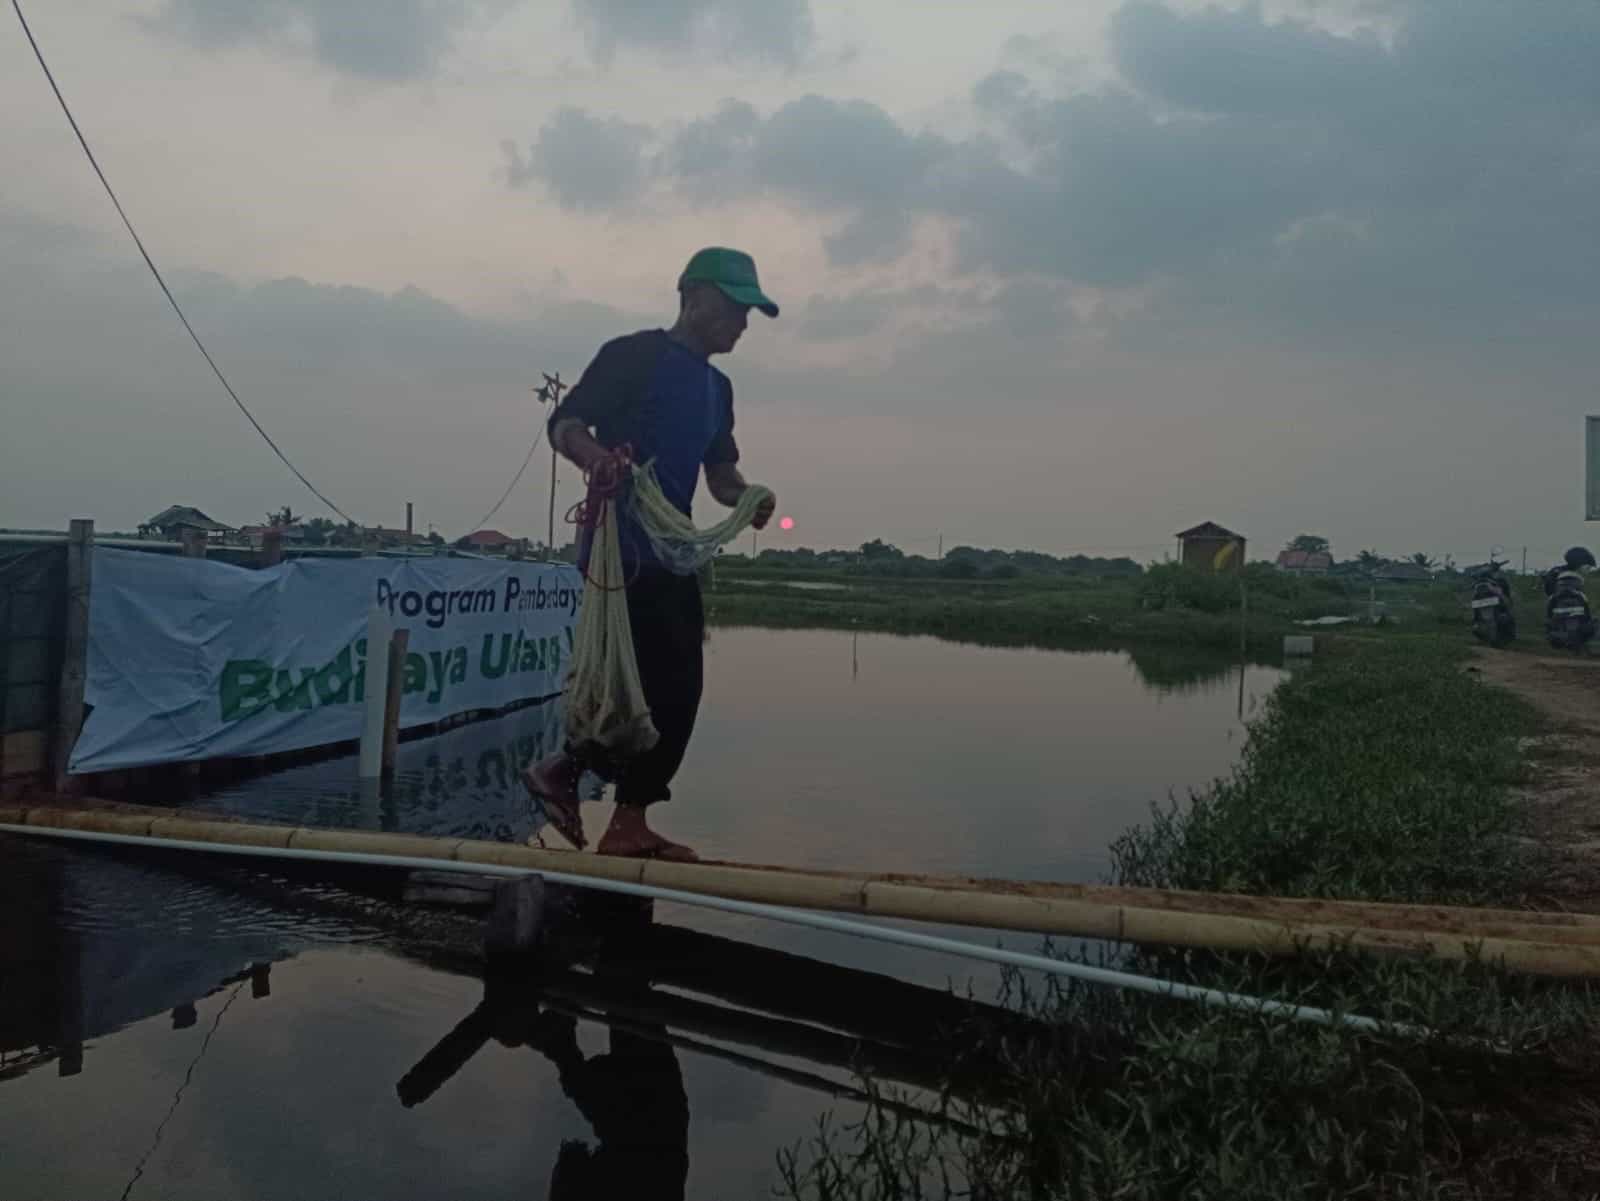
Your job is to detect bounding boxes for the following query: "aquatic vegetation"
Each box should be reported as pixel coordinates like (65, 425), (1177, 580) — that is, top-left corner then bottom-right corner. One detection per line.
(776, 641), (1600, 1201)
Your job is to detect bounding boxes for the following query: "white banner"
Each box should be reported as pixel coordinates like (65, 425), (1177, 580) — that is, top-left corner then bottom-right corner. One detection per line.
(70, 548), (581, 773)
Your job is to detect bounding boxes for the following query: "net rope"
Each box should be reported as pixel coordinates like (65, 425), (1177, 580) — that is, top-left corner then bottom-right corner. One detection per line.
(562, 457), (773, 757)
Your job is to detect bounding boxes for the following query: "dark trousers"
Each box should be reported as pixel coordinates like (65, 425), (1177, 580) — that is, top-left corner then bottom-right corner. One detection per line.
(574, 569), (704, 808)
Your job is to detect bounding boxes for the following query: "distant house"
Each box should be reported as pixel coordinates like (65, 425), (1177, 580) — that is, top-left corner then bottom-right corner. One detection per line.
(456, 529), (526, 554)
(238, 524), (307, 549)
(365, 527), (430, 550)
(1175, 522), (1245, 574)
(140, 505), (234, 542)
(1276, 549), (1334, 576)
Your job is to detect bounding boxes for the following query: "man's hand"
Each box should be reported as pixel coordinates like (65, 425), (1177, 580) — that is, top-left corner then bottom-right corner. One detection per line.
(706, 461), (775, 528)
(551, 417), (614, 474)
(751, 491), (776, 530)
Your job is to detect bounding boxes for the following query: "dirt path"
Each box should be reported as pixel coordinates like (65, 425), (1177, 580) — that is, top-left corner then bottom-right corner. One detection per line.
(1472, 648), (1600, 911)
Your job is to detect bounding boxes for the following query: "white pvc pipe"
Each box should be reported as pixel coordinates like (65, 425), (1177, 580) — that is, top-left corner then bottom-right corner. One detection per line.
(0, 822), (1416, 1037)
(357, 606), (392, 779)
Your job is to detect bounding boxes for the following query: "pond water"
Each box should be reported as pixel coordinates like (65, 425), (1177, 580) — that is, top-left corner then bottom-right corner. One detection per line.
(0, 629), (1283, 1200)
(759, 579), (850, 591)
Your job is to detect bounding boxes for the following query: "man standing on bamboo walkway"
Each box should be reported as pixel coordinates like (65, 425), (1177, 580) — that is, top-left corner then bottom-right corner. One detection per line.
(524, 248), (779, 861)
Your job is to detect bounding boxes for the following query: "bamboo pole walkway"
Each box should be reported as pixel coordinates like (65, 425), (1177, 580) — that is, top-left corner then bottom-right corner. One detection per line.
(5, 800), (1600, 977)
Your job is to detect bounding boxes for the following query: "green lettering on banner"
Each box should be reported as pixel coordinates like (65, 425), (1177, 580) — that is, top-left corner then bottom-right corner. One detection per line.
(427, 650), (447, 704)
(480, 633), (513, 679)
(212, 593), (573, 729)
(273, 669), (314, 713)
(314, 645), (354, 705)
(220, 660), (275, 721)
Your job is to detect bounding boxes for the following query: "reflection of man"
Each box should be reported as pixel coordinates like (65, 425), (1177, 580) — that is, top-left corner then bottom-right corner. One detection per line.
(532, 1010), (690, 1201)
(395, 957), (691, 1199)
(524, 248), (779, 862)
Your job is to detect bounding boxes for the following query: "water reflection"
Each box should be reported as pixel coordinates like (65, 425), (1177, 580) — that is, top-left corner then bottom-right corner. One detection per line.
(180, 631), (1284, 899)
(0, 838), (373, 1085)
(1124, 643), (1267, 694)
(394, 895), (1029, 1200)
(399, 905), (692, 1199)
(188, 700), (568, 843)
(1, 834), (1037, 1199)
(2, 631), (1288, 1197)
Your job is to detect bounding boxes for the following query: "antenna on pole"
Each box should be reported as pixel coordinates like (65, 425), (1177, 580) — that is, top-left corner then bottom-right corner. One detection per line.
(533, 371), (567, 554)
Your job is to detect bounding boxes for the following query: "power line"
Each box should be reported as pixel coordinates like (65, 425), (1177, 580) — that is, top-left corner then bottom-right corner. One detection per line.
(460, 424), (545, 540)
(120, 981), (245, 1201)
(12, 1), (358, 526)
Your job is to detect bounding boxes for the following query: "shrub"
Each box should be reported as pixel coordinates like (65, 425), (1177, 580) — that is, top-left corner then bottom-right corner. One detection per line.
(1138, 563), (1238, 614)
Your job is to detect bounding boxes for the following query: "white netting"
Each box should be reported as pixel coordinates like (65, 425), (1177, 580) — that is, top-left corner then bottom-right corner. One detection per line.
(627, 460), (774, 576)
(562, 461), (772, 756)
(561, 494), (658, 757)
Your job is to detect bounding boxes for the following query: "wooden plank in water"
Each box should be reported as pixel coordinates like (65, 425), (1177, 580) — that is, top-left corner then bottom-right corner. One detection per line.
(8, 803), (1600, 975)
(404, 869), (499, 909)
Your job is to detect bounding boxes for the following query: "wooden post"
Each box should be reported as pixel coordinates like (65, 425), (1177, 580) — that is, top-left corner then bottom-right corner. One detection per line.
(381, 628), (409, 776)
(52, 519), (93, 794)
(1238, 577), (1248, 657)
(548, 445), (558, 553)
(484, 876), (547, 955)
(259, 527), (284, 568)
(180, 528), (207, 558)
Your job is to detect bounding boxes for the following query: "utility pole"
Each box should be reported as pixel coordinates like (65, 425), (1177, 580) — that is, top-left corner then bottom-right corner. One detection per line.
(1521, 547), (1528, 576)
(937, 533), (943, 559)
(533, 372), (566, 554)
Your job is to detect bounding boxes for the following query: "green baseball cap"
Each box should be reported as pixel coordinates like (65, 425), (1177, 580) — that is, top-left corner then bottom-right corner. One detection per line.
(678, 247), (779, 318)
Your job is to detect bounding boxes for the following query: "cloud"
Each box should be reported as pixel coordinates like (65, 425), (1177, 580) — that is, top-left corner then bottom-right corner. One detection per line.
(512, 1), (1600, 352)
(516, 94), (949, 264)
(571, 0), (814, 66)
(0, 209), (648, 533)
(1108, 0), (1391, 119)
(148, 0), (488, 80)
(1084, 0), (1600, 347)
(504, 107), (653, 211)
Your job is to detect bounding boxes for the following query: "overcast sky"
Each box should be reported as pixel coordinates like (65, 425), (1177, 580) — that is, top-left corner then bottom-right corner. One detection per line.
(4, 1), (1599, 565)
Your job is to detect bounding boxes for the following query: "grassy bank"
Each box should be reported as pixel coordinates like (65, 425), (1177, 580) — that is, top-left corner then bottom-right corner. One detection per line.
(706, 561), (1487, 654)
(777, 639), (1600, 1200)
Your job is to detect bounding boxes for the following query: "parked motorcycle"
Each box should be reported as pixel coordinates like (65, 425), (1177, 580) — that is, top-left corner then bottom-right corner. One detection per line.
(1544, 547), (1597, 653)
(1468, 558), (1516, 646)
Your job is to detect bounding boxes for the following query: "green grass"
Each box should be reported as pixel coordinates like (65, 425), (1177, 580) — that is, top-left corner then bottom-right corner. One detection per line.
(775, 638), (1600, 1201)
(1113, 640), (1536, 904)
(706, 565), (1296, 655)
(705, 561), (1504, 658)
